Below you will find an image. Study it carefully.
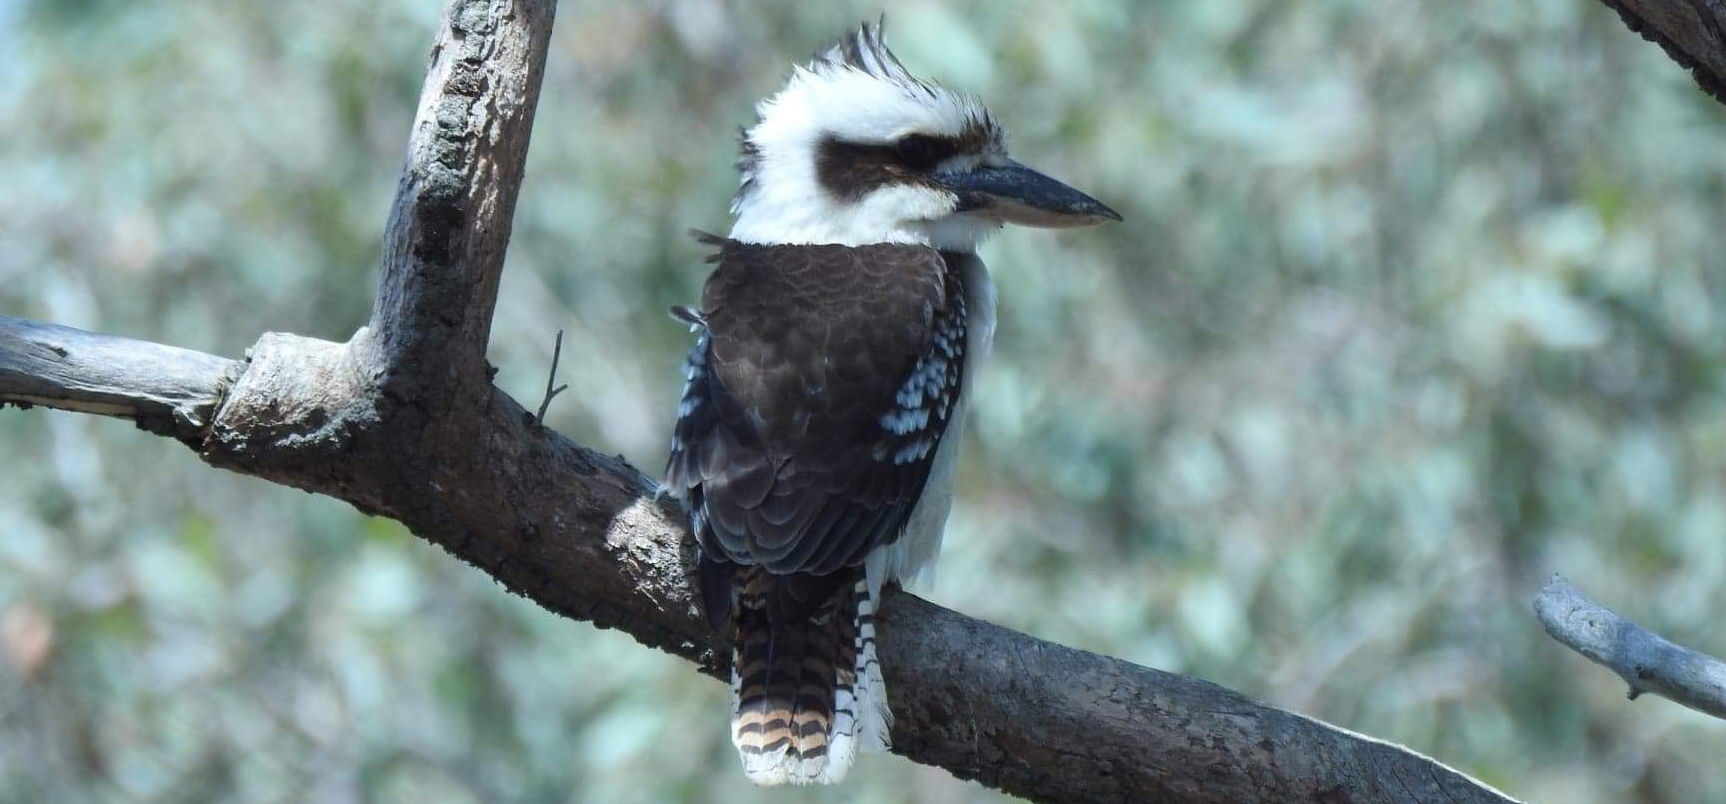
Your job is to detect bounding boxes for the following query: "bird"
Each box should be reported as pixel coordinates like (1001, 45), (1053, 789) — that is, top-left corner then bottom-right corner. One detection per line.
(663, 20), (1119, 786)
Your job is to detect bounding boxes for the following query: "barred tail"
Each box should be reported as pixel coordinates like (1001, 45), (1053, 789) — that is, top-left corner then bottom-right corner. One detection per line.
(730, 568), (891, 786)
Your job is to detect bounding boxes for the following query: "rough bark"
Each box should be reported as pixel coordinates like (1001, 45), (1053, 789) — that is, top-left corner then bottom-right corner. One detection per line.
(356, 0), (556, 418)
(0, 316), (1520, 804)
(0, 0), (1534, 802)
(1535, 575), (1726, 720)
(1595, 0), (1726, 104)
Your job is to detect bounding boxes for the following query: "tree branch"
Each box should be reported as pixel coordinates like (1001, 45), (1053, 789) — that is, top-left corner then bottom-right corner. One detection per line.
(0, 315), (237, 444)
(0, 1), (1527, 801)
(1534, 575), (1726, 720)
(357, 0), (558, 415)
(0, 317), (1518, 800)
(535, 328), (568, 425)
(0, 316), (1520, 803)
(1594, 0), (1726, 105)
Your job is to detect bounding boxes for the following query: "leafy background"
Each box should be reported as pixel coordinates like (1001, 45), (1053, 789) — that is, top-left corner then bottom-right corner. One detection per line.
(3, 0), (1725, 801)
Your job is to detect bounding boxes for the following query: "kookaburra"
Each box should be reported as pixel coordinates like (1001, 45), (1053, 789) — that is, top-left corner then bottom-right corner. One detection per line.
(664, 21), (1119, 785)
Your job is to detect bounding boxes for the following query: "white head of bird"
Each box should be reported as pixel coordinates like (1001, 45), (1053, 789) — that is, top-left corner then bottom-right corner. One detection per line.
(729, 21), (1121, 252)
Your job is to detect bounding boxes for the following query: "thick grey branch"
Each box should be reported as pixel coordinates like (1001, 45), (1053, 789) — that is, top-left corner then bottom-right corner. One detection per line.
(0, 315), (236, 443)
(0, 319), (1520, 804)
(1535, 574), (1726, 720)
(883, 594), (1516, 802)
(1595, 0), (1726, 104)
(357, 0), (557, 412)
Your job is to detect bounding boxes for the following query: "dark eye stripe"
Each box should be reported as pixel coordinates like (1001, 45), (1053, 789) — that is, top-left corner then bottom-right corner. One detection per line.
(814, 134), (967, 201)
(895, 135), (952, 170)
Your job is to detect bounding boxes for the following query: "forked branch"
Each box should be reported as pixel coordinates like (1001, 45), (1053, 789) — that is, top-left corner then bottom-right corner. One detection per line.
(0, 314), (1520, 804)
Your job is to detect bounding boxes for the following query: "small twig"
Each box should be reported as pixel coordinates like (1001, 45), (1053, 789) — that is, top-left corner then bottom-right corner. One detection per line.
(535, 329), (568, 426)
(1534, 574), (1726, 720)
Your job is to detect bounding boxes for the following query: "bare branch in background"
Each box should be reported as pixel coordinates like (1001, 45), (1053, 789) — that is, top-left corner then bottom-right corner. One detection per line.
(1535, 575), (1726, 720)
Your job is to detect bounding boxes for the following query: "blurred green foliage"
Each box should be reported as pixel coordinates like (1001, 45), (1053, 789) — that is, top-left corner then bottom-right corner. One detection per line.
(3, 0), (1726, 801)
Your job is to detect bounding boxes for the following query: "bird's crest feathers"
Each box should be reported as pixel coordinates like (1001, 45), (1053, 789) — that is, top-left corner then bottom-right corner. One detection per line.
(730, 20), (1005, 248)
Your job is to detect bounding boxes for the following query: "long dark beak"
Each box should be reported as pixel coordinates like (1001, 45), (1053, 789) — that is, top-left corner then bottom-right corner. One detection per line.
(937, 158), (1122, 228)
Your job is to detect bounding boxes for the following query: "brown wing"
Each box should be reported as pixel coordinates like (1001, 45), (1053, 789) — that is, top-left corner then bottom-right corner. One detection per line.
(665, 236), (968, 597)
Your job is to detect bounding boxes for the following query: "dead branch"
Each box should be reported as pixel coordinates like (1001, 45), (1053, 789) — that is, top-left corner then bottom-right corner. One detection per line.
(0, 316), (237, 444)
(1535, 575), (1726, 720)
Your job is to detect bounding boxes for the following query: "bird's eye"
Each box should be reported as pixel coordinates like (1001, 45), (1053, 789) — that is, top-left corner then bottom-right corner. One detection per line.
(895, 135), (943, 170)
